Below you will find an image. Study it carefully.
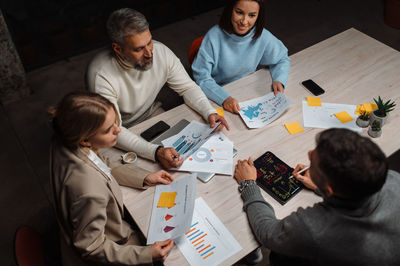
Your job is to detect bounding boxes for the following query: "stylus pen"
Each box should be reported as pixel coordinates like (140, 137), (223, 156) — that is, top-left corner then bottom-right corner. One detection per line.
(288, 166), (310, 180)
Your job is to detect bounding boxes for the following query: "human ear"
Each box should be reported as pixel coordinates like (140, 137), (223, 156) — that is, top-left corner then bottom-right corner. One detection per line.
(79, 138), (91, 148)
(112, 43), (123, 57)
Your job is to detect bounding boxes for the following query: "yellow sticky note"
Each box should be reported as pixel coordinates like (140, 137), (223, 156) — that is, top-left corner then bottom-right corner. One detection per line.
(284, 122), (304, 135)
(216, 107), (224, 117)
(157, 192), (177, 208)
(355, 103), (378, 115)
(307, 97), (322, 107)
(334, 111), (354, 123)
(362, 103), (378, 113)
(355, 105), (365, 116)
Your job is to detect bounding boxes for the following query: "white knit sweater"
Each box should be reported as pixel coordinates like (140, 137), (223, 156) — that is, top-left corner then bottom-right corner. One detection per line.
(87, 41), (215, 160)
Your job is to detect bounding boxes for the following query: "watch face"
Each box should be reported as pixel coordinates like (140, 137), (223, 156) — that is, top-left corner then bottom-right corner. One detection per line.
(239, 180), (255, 192)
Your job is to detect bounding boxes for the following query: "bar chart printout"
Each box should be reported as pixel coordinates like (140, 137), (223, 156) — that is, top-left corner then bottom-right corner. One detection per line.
(176, 197), (242, 265)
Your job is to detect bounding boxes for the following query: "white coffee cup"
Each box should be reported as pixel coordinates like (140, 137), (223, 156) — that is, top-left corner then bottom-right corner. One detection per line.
(121, 152), (137, 164)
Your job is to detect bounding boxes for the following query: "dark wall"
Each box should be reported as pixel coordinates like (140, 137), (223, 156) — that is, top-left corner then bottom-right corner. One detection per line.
(1, 0), (225, 71)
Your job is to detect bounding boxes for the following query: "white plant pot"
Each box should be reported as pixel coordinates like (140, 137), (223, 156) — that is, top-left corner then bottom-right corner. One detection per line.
(356, 117), (369, 128)
(370, 111), (387, 127)
(368, 127), (382, 138)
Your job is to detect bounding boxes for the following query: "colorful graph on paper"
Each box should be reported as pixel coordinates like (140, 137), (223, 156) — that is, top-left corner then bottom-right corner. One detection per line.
(239, 92), (292, 128)
(176, 198), (242, 265)
(161, 121), (219, 160)
(147, 174), (196, 245)
(185, 221), (215, 260)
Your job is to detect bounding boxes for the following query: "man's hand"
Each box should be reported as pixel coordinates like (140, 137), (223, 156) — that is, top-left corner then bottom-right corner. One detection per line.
(144, 170), (174, 186)
(223, 96), (241, 114)
(208, 113), (230, 132)
(156, 147), (184, 169)
(272, 81), (285, 96)
(293, 164), (317, 191)
(151, 239), (174, 262)
(234, 157), (257, 183)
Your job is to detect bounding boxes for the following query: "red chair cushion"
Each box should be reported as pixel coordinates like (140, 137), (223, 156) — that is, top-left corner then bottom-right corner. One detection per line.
(188, 36), (204, 65)
(15, 226), (45, 266)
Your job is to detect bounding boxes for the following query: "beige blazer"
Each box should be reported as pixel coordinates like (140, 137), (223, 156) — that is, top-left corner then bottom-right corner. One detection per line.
(50, 139), (153, 265)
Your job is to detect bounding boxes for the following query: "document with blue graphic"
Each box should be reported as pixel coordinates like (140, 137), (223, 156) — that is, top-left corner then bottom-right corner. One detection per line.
(162, 121), (233, 175)
(239, 92), (292, 128)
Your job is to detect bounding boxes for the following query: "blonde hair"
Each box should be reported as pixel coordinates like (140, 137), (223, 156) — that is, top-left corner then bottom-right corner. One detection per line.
(48, 91), (120, 149)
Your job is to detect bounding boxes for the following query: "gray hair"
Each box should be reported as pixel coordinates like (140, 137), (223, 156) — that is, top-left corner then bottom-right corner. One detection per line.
(106, 8), (149, 45)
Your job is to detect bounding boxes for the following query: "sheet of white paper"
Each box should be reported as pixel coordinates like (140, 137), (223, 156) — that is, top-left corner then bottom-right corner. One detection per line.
(176, 197), (242, 266)
(162, 121), (219, 160)
(177, 132), (233, 175)
(147, 174), (196, 244)
(302, 101), (361, 132)
(239, 92), (292, 128)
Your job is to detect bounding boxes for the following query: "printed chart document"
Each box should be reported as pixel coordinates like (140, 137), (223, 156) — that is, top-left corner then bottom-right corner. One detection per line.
(147, 174), (196, 244)
(162, 121), (219, 160)
(162, 122), (233, 175)
(239, 92), (292, 128)
(176, 197), (242, 266)
(178, 132), (233, 175)
(302, 101), (361, 132)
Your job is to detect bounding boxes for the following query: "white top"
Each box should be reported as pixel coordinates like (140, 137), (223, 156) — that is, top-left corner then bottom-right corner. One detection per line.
(87, 41), (216, 160)
(87, 149), (113, 182)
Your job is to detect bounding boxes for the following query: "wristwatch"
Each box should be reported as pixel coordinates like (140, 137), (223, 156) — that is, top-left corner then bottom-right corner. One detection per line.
(238, 180), (256, 193)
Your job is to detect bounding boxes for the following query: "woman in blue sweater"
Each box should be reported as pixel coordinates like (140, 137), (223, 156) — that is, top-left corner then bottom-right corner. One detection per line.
(192, 0), (290, 114)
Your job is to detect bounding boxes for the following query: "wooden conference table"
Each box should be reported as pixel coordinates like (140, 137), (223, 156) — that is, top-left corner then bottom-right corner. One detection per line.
(103, 28), (400, 265)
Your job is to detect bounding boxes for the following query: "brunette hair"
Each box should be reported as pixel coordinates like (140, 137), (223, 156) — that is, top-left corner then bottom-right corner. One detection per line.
(315, 128), (388, 199)
(219, 0), (265, 39)
(107, 8), (149, 45)
(48, 91), (119, 149)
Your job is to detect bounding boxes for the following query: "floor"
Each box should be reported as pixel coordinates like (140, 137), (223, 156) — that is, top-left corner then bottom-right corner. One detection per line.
(1, 0), (399, 265)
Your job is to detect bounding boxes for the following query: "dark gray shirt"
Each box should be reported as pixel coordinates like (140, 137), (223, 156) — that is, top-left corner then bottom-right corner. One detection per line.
(241, 170), (400, 266)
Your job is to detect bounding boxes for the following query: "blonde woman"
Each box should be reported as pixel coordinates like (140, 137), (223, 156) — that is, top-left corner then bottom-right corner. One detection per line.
(49, 91), (174, 265)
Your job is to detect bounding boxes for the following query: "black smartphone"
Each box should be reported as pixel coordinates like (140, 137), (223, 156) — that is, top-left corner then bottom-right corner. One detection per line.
(301, 79), (325, 96)
(140, 121), (170, 142)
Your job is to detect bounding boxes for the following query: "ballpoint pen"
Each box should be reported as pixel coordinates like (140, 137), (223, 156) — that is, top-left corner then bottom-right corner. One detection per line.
(288, 166), (310, 180)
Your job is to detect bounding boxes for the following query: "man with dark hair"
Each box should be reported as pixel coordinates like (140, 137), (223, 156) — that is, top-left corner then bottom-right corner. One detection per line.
(87, 8), (228, 169)
(234, 128), (400, 265)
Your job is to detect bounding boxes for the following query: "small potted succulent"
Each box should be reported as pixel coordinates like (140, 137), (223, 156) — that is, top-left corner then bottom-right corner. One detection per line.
(356, 111), (370, 128)
(368, 120), (382, 138)
(370, 96), (396, 126)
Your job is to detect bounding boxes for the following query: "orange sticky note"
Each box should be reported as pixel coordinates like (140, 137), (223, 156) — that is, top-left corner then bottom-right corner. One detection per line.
(284, 122), (304, 135)
(307, 97), (322, 107)
(334, 111), (354, 123)
(216, 107), (224, 117)
(157, 192), (177, 208)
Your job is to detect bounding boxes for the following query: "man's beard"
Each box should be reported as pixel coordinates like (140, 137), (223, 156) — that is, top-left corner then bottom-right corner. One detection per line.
(134, 56), (153, 71)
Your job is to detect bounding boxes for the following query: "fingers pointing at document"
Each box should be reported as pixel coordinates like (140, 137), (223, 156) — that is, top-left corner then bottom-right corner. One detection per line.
(208, 113), (230, 131)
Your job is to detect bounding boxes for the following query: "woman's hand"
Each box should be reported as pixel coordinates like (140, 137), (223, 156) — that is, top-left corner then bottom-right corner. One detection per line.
(144, 170), (174, 186)
(272, 81), (285, 96)
(223, 96), (241, 114)
(292, 164), (317, 191)
(234, 157), (257, 183)
(151, 239), (174, 262)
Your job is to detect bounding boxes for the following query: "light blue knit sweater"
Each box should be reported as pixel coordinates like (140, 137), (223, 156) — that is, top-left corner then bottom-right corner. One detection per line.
(192, 25), (290, 105)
